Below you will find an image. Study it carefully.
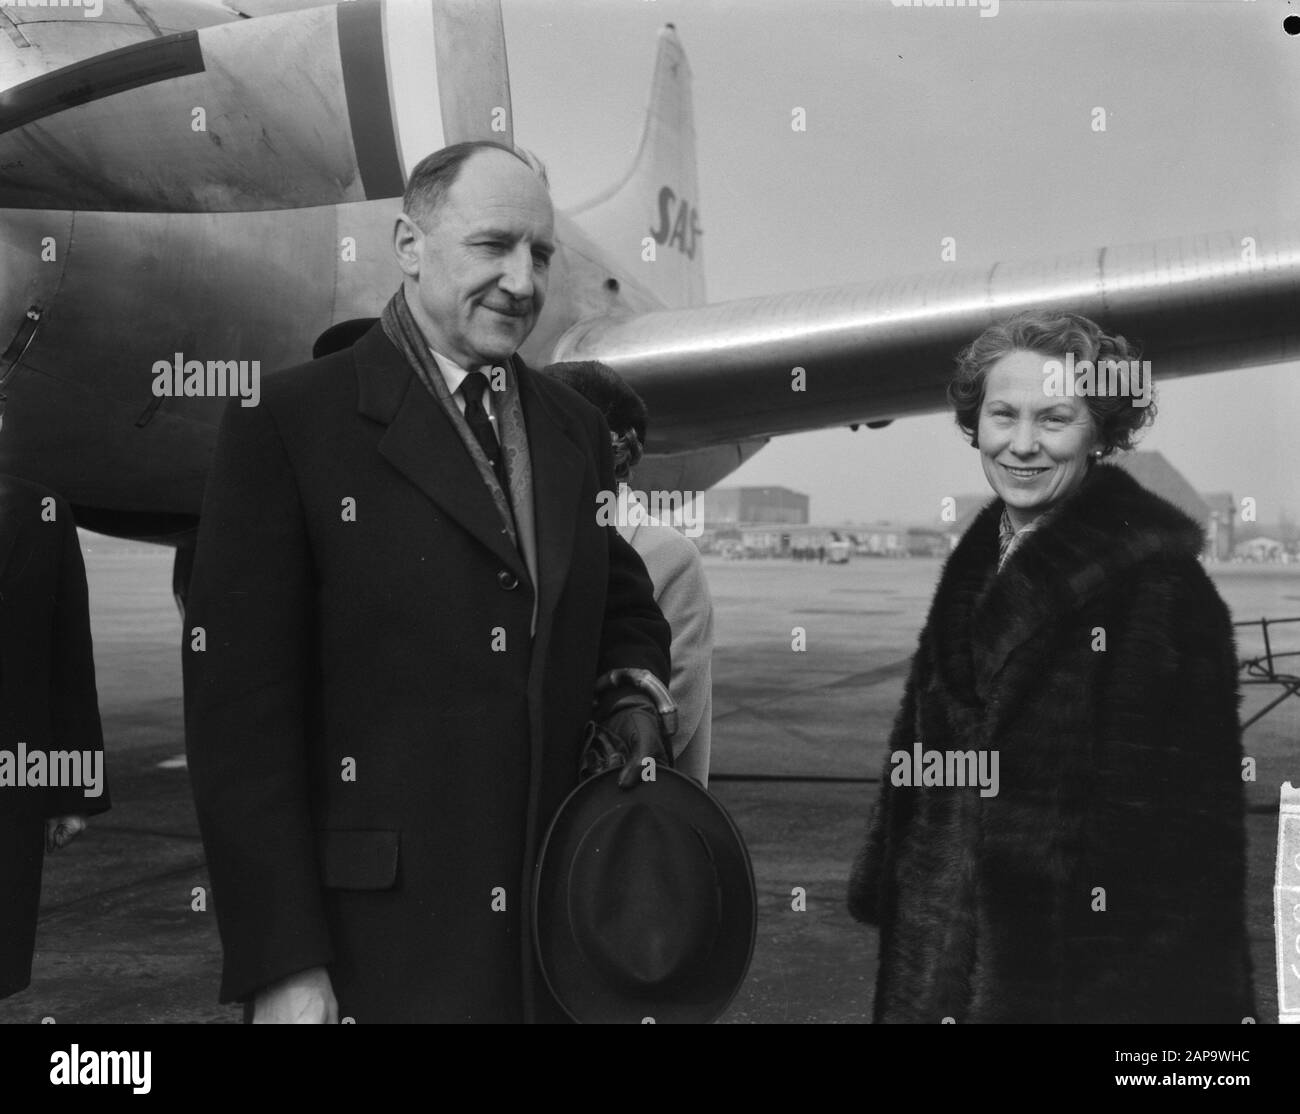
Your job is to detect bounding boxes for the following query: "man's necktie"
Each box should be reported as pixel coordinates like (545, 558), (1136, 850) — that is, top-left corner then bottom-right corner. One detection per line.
(458, 372), (510, 495)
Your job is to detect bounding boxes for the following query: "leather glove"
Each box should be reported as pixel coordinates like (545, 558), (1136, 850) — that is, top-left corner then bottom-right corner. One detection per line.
(580, 690), (672, 789)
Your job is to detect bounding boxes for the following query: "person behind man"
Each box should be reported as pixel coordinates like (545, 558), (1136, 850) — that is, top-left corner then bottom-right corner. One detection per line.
(184, 141), (671, 1024)
(0, 393), (109, 1000)
(544, 361), (714, 787)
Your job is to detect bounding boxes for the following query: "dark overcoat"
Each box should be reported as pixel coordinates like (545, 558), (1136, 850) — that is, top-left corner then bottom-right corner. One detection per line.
(183, 324), (669, 1023)
(848, 464), (1254, 1023)
(0, 476), (108, 999)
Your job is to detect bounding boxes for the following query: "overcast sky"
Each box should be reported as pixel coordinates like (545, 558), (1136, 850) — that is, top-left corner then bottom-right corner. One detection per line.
(504, 0), (1299, 525)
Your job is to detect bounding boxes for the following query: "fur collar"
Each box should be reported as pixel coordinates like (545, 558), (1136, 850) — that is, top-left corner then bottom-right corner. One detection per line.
(928, 463), (1205, 712)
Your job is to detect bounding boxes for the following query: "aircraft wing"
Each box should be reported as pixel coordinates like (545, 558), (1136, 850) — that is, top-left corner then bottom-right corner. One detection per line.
(554, 227), (1300, 454)
(0, 0), (509, 211)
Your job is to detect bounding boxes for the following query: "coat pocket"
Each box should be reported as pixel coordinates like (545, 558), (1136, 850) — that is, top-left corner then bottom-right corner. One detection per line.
(315, 829), (400, 891)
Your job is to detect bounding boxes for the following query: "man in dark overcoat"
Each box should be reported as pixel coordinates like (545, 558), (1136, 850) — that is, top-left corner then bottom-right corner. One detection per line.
(0, 468), (109, 1000)
(184, 142), (671, 1023)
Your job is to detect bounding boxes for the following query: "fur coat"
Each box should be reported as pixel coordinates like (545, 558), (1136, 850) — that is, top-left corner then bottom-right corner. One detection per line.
(847, 464), (1254, 1023)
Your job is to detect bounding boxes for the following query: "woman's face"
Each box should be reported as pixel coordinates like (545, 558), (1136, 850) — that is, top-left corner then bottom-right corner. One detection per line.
(976, 349), (1101, 528)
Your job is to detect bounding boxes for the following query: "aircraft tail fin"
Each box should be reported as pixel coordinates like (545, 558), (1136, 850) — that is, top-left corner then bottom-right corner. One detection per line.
(566, 24), (705, 309)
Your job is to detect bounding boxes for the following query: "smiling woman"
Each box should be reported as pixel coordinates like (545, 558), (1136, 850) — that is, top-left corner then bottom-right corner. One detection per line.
(847, 310), (1255, 1024)
(951, 313), (1156, 533)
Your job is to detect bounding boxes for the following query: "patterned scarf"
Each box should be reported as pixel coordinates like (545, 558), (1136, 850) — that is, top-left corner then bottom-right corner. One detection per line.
(379, 287), (538, 598)
(997, 509), (1039, 572)
(997, 502), (1068, 572)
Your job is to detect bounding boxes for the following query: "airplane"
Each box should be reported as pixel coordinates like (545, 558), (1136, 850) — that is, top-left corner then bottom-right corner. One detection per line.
(2, 0), (1299, 608)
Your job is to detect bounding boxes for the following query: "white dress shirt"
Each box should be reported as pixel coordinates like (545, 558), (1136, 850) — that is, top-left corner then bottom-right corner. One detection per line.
(430, 349), (497, 426)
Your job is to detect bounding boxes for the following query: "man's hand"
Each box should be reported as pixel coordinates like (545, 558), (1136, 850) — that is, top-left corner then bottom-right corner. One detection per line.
(606, 699), (669, 789)
(252, 966), (338, 1024)
(583, 691), (671, 790)
(45, 815), (86, 852)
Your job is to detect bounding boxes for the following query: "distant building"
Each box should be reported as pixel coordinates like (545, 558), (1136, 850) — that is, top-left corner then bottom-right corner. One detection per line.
(702, 522), (842, 558)
(854, 523), (908, 557)
(700, 519), (949, 560)
(1113, 450), (1208, 522)
(904, 526), (951, 557)
(707, 486), (809, 527)
(1200, 491), (1236, 562)
(1235, 537), (1284, 562)
(849, 522), (949, 557)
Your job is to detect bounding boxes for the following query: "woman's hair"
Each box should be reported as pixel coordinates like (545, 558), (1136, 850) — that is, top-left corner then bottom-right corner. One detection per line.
(949, 310), (1157, 458)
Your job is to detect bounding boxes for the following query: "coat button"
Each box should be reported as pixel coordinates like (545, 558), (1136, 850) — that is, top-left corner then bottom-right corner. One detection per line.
(497, 569), (519, 590)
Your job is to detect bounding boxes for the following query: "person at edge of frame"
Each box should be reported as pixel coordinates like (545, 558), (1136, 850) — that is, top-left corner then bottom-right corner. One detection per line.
(0, 390), (111, 1002)
(848, 310), (1255, 1023)
(183, 141), (671, 1024)
(544, 360), (715, 788)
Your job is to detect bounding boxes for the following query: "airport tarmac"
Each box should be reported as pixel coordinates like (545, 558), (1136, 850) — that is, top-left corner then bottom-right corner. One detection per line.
(1, 540), (1295, 1024)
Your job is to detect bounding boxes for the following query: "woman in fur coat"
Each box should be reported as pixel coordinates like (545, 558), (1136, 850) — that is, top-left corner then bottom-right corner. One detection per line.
(847, 311), (1254, 1024)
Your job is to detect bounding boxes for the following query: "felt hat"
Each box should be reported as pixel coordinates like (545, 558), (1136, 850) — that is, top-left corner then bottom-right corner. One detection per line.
(533, 767), (756, 1023)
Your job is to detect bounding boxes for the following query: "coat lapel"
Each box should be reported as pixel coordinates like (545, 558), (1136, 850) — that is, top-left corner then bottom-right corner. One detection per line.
(514, 359), (586, 634)
(354, 325), (527, 579)
(508, 361), (588, 1025)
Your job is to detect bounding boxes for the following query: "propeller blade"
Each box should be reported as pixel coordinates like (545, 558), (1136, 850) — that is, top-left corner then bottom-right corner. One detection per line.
(0, 0), (513, 212)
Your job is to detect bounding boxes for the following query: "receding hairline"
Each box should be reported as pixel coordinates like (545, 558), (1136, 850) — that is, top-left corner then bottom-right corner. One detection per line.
(403, 143), (550, 230)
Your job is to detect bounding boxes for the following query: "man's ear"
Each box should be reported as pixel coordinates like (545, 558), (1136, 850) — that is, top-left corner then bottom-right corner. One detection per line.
(393, 212), (422, 278)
